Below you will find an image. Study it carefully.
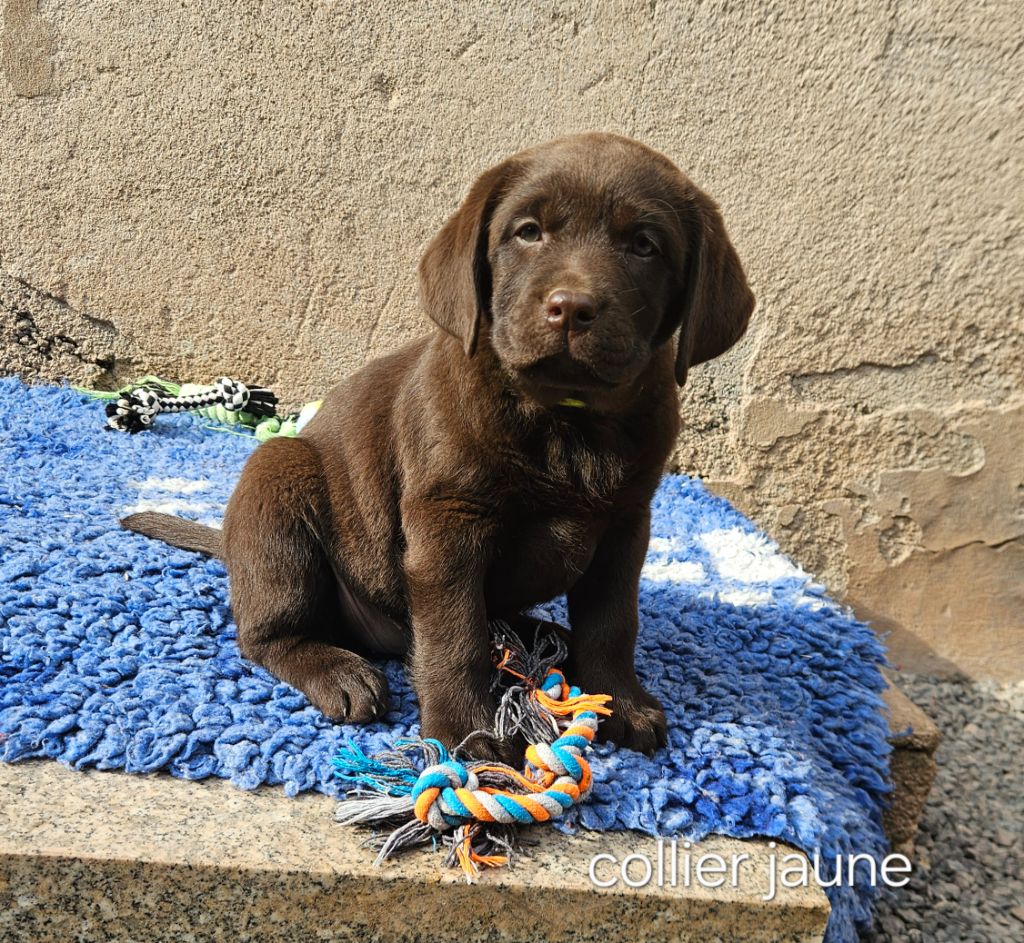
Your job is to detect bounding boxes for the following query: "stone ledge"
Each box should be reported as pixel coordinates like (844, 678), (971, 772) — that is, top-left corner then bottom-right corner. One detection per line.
(884, 680), (940, 753)
(883, 679), (941, 854)
(1, 761), (829, 943)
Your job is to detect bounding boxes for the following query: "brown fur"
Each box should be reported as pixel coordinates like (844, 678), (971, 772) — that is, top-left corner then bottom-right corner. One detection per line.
(121, 133), (754, 759)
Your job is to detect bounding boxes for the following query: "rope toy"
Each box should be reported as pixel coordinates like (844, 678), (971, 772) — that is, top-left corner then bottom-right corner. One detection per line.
(104, 376), (277, 433)
(333, 623), (613, 880)
(77, 375), (321, 439)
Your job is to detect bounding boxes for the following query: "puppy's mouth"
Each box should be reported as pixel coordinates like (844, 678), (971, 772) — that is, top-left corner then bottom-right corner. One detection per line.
(514, 350), (633, 395)
(491, 306), (646, 405)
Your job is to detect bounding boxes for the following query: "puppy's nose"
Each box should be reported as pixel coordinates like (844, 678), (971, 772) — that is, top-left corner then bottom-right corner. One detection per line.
(545, 290), (597, 332)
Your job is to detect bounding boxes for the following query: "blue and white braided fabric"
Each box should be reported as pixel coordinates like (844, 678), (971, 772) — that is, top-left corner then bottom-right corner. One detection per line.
(0, 378), (891, 943)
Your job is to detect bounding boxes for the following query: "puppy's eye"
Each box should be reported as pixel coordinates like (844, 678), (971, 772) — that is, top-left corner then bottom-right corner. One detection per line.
(629, 232), (659, 257)
(514, 222), (543, 244)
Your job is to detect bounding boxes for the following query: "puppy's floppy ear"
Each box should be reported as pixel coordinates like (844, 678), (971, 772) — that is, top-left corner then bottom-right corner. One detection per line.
(672, 190), (755, 386)
(417, 159), (519, 357)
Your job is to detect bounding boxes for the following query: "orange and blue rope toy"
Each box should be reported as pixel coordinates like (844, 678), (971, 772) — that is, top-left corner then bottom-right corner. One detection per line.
(333, 622), (613, 879)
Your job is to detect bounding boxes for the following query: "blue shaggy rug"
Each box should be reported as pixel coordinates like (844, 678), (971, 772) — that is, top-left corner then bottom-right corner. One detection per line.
(0, 377), (891, 942)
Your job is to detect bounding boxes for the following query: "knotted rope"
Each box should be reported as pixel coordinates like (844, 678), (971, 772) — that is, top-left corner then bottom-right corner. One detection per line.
(79, 375), (322, 439)
(333, 623), (612, 879)
(104, 376), (278, 433)
(411, 670), (600, 828)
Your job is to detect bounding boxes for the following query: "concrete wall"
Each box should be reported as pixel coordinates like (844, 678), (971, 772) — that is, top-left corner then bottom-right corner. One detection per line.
(2, 1), (1021, 678)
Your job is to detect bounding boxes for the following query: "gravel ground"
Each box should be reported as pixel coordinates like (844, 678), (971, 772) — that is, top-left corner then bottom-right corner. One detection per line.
(861, 675), (1024, 943)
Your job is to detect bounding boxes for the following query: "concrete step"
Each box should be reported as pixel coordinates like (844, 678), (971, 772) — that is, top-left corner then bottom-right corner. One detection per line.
(1, 761), (830, 943)
(1, 683), (938, 943)
(882, 679), (941, 855)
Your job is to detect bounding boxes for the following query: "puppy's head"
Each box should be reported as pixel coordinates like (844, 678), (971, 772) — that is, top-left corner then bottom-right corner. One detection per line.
(418, 133), (754, 407)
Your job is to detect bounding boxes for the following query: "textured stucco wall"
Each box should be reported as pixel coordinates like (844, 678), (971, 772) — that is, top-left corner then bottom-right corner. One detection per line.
(2, 1), (1021, 678)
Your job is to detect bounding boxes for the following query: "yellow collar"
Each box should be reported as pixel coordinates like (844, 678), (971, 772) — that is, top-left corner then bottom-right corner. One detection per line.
(557, 397), (587, 409)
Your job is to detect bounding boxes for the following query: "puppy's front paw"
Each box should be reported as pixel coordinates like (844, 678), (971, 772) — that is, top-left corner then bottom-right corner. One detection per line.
(597, 685), (668, 755)
(420, 696), (522, 764)
(456, 730), (525, 766)
(304, 653), (390, 724)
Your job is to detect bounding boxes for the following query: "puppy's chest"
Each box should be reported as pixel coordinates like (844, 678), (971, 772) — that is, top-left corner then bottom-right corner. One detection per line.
(501, 423), (628, 504)
(482, 426), (635, 608)
(485, 505), (607, 611)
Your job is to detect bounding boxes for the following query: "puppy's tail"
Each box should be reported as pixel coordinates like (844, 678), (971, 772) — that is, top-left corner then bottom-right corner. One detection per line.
(120, 512), (224, 559)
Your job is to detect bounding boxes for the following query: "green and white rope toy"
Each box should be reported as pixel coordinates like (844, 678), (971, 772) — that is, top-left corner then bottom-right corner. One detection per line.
(79, 375), (321, 440)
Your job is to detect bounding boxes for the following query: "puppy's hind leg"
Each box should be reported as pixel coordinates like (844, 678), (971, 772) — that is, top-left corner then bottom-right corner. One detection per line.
(223, 437), (388, 724)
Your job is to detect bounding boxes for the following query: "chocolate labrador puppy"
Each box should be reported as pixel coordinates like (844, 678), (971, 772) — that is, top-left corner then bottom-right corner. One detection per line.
(123, 132), (754, 758)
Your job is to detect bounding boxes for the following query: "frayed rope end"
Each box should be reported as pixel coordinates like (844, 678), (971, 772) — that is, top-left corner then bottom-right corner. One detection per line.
(332, 620), (612, 876)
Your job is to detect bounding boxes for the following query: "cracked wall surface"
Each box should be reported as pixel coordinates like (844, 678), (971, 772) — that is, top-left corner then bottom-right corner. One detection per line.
(2, 1), (1021, 678)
